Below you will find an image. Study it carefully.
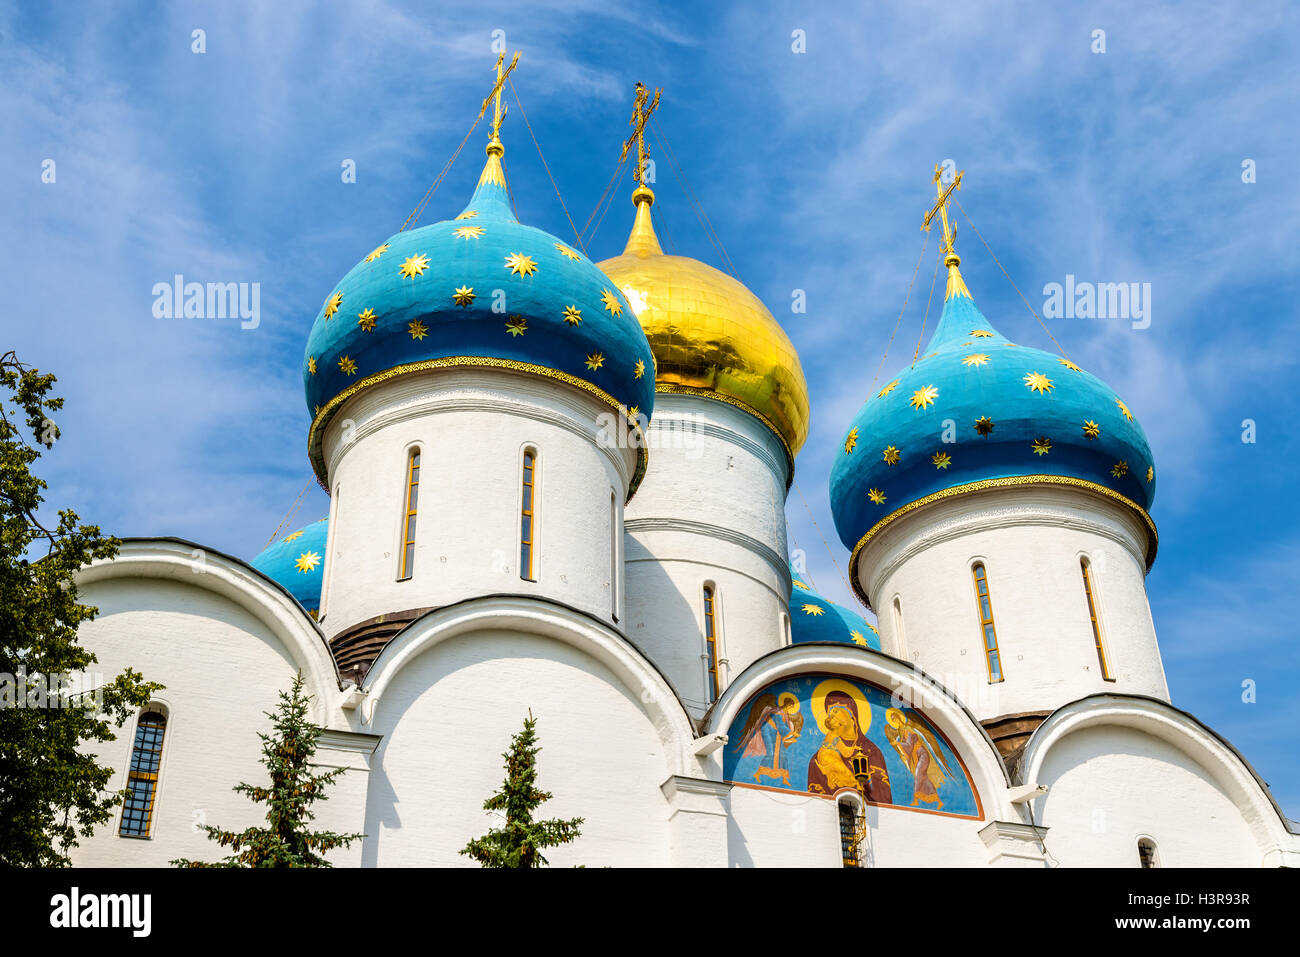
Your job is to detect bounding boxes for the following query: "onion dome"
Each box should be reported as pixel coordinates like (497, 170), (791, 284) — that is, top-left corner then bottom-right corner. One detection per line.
(597, 184), (810, 475)
(303, 124), (656, 493)
(250, 518), (328, 617)
(789, 565), (881, 650)
(830, 199), (1157, 605)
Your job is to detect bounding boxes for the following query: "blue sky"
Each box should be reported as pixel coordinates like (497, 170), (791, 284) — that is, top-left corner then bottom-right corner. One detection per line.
(3, 1), (1297, 818)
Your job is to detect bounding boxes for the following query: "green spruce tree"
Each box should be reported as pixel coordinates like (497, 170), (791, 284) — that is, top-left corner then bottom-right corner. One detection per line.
(0, 351), (163, 867)
(172, 672), (362, 867)
(461, 710), (583, 868)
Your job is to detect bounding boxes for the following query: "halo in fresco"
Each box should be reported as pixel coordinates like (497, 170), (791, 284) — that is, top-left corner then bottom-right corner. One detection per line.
(724, 674), (981, 818)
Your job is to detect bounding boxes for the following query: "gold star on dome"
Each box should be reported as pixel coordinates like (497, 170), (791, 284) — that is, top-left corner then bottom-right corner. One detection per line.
(868, 488), (887, 505)
(1024, 372), (1054, 394)
(600, 289), (623, 317)
(974, 416), (995, 437)
(563, 305), (582, 326)
(554, 242), (581, 261)
(1112, 460), (1129, 478)
(1146, 465), (1154, 483)
(400, 254), (430, 278)
(627, 405), (640, 420)
(932, 451), (951, 469)
(963, 353), (990, 367)
(1031, 437), (1052, 456)
(844, 428), (858, 454)
(634, 359), (646, 379)
(505, 315), (527, 337)
(1116, 399), (1133, 421)
(453, 225), (485, 240)
(455, 210), (478, 220)
(1082, 420), (1100, 439)
(1058, 358), (1081, 372)
(850, 630), (867, 647)
(505, 253), (538, 277)
(882, 445), (901, 465)
(453, 286), (475, 307)
(307, 357), (317, 376)
(970, 329), (994, 338)
(282, 530), (303, 542)
(338, 355), (357, 376)
(408, 319), (428, 341)
(793, 580), (810, 591)
(909, 385), (939, 409)
(356, 308), (376, 332)
(294, 551), (321, 573)
(323, 292), (342, 320)
(801, 603), (825, 616)
(877, 380), (899, 398)
(586, 352), (605, 370)
(365, 244), (389, 263)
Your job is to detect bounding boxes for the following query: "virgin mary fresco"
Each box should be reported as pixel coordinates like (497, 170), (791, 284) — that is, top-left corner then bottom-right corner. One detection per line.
(806, 679), (891, 804)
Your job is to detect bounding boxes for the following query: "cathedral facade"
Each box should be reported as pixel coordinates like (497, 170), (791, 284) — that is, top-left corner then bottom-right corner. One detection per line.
(68, 72), (1299, 869)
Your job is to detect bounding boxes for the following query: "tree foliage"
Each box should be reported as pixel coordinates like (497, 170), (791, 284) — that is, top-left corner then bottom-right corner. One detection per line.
(461, 711), (583, 868)
(172, 673), (362, 867)
(0, 351), (163, 867)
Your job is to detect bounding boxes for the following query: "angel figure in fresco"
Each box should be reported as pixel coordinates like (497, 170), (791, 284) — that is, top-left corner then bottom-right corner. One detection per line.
(806, 681), (892, 804)
(883, 707), (956, 809)
(733, 692), (804, 785)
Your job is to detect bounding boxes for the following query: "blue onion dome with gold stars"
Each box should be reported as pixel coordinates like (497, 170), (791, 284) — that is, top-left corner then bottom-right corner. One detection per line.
(790, 564), (881, 650)
(830, 180), (1156, 606)
(250, 518), (328, 618)
(303, 101), (656, 494)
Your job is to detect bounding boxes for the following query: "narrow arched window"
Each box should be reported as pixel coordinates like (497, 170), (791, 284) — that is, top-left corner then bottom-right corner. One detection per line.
(892, 596), (907, 658)
(520, 448), (537, 581)
(972, 563), (1003, 682)
(609, 490), (619, 621)
(1138, 837), (1159, 868)
(837, 794), (865, 868)
(119, 710), (167, 838)
(703, 584), (720, 702)
(398, 449), (420, 581)
(1081, 558), (1113, 680)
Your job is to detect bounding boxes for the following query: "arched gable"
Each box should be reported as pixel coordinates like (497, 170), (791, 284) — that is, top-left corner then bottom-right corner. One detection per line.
(360, 595), (698, 774)
(705, 644), (1013, 822)
(1019, 694), (1299, 866)
(76, 538), (342, 717)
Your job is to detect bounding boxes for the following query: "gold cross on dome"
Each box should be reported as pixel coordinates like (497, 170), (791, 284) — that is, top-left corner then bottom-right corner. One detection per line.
(478, 51), (521, 141)
(922, 163), (964, 256)
(620, 81), (662, 186)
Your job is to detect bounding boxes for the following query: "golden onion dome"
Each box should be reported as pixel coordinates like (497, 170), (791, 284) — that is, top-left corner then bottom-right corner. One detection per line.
(597, 186), (810, 470)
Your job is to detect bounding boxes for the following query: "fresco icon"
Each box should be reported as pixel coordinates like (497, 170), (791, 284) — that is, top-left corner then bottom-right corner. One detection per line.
(724, 674), (980, 818)
(733, 691), (803, 785)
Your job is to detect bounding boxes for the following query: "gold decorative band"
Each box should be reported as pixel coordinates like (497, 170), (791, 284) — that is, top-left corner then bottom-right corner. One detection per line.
(654, 383), (796, 487)
(307, 356), (650, 499)
(846, 473), (1158, 608)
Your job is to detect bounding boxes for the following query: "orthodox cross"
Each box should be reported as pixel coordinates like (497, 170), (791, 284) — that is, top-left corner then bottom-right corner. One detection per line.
(620, 81), (662, 186)
(479, 51), (521, 141)
(922, 163), (964, 256)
